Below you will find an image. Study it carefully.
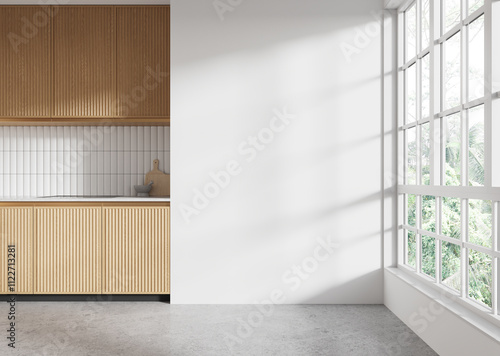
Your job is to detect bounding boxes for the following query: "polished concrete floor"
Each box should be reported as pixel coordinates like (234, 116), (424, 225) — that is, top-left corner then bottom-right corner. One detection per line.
(1, 303), (437, 356)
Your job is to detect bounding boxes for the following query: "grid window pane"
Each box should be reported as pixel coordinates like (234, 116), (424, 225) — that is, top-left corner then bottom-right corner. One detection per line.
(468, 16), (484, 101)
(442, 241), (461, 291)
(444, 0), (461, 33)
(468, 199), (492, 248)
(407, 230), (417, 268)
(468, 105), (485, 186)
(406, 4), (417, 61)
(421, 123), (431, 185)
(469, 0), (484, 15)
(422, 235), (436, 278)
(408, 194), (417, 227)
(443, 114), (461, 186)
(444, 32), (461, 110)
(442, 197), (461, 239)
(421, 0), (430, 49)
(422, 195), (436, 232)
(407, 127), (417, 184)
(407, 64), (417, 123)
(422, 55), (431, 119)
(468, 249), (492, 308)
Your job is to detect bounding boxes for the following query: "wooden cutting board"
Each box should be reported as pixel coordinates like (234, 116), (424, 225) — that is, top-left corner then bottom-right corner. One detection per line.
(145, 159), (170, 197)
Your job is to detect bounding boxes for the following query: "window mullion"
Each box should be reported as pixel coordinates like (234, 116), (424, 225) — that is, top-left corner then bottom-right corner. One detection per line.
(492, 201), (498, 315)
(484, 0), (493, 188)
(461, 198), (468, 298)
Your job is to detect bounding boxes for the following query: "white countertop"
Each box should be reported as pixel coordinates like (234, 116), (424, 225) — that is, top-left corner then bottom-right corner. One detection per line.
(0, 196), (170, 202)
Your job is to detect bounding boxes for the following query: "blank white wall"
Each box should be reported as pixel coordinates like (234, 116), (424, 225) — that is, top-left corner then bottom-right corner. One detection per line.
(171, 0), (384, 304)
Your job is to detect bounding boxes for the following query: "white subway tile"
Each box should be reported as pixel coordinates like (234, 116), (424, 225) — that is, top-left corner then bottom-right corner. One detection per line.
(15, 175), (22, 197)
(97, 174), (104, 196)
(124, 152), (131, 174)
(70, 127), (77, 151)
(77, 127), (84, 152)
(90, 152), (97, 174)
(30, 175), (37, 197)
(124, 175), (132, 196)
(2, 128), (8, 152)
(97, 151), (104, 174)
(16, 127), (23, 151)
(36, 127), (44, 151)
(83, 151), (91, 174)
(104, 127), (111, 151)
(56, 174), (63, 195)
(104, 175), (111, 195)
(56, 127), (64, 151)
(63, 151), (70, 174)
(3, 175), (10, 197)
(0, 128), (3, 152)
(70, 174), (77, 196)
(117, 126), (124, 151)
(43, 175), (50, 197)
(138, 127), (145, 151)
(43, 151), (50, 174)
(163, 152), (170, 173)
(77, 175), (84, 196)
(157, 127), (164, 151)
(37, 174), (44, 197)
(10, 152), (16, 174)
(143, 151), (151, 175)
(31, 152), (37, 174)
(131, 126), (138, 151)
(96, 126), (104, 151)
(130, 152), (137, 174)
(164, 127), (170, 150)
(24, 127), (31, 150)
(57, 151), (64, 175)
(23, 152), (30, 174)
(144, 126), (151, 151)
(0, 175), (3, 196)
(63, 175), (70, 195)
(104, 151), (111, 174)
(110, 152), (117, 174)
(111, 127), (118, 151)
(150, 127), (158, 152)
(63, 127), (71, 151)
(110, 175), (117, 195)
(90, 175), (97, 195)
(43, 127), (50, 151)
(83, 175), (91, 195)
(117, 175), (124, 196)
(4, 152), (11, 174)
(30, 127), (37, 151)
(117, 152), (124, 174)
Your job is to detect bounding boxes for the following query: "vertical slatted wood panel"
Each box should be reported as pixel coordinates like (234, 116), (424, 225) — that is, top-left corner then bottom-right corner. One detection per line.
(103, 206), (169, 294)
(34, 207), (101, 294)
(0, 7), (51, 117)
(117, 6), (170, 118)
(0, 207), (33, 294)
(52, 7), (116, 117)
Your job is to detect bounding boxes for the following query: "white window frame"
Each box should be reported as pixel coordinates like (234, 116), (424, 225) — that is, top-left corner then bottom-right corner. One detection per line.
(397, 0), (500, 327)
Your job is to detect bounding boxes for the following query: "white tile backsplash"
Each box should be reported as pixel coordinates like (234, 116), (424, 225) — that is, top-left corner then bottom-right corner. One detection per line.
(0, 126), (170, 197)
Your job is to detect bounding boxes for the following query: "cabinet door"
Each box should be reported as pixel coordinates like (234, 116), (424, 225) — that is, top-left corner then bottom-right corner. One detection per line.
(117, 6), (170, 119)
(34, 207), (101, 294)
(0, 207), (33, 294)
(103, 206), (170, 294)
(0, 7), (51, 118)
(52, 7), (116, 118)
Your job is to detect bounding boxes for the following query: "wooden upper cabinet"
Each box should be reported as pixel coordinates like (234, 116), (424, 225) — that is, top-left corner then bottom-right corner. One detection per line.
(117, 6), (170, 119)
(0, 5), (169, 125)
(0, 7), (51, 118)
(53, 7), (116, 118)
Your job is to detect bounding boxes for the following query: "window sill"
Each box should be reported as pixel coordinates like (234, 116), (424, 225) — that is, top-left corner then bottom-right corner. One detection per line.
(386, 266), (500, 344)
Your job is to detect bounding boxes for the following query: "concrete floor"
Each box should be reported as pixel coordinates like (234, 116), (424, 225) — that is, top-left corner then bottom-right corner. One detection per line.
(1, 303), (437, 356)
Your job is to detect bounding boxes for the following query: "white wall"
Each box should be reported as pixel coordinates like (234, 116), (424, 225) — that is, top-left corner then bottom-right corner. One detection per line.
(171, 0), (384, 304)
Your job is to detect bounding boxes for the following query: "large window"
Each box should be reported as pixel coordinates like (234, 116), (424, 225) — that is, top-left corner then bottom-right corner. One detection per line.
(398, 0), (500, 321)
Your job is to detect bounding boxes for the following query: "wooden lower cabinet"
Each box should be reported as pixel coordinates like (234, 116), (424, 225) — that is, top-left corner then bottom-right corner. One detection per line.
(103, 206), (170, 294)
(0, 207), (33, 294)
(34, 206), (101, 294)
